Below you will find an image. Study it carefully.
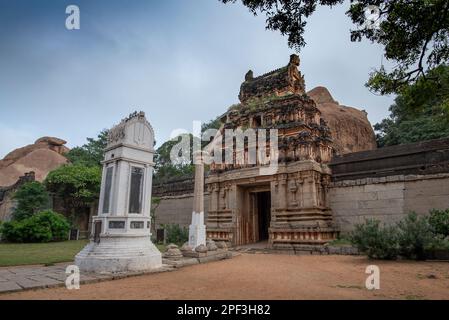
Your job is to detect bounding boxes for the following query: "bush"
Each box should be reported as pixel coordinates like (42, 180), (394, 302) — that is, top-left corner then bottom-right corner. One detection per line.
(428, 209), (449, 237)
(163, 224), (188, 245)
(397, 212), (437, 260)
(12, 181), (49, 220)
(0, 210), (70, 243)
(349, 219), (399, 259)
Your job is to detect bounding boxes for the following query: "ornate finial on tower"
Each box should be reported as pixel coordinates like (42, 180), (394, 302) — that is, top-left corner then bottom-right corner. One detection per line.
(289, 54), (300, 67)
(238, 55), (306, 103)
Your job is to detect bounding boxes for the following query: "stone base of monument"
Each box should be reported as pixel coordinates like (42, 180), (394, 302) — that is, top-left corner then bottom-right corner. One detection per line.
(75, 235), (162, 274)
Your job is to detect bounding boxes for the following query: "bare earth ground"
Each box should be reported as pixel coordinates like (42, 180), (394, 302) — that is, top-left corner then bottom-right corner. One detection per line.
(1, 254), (448, 300)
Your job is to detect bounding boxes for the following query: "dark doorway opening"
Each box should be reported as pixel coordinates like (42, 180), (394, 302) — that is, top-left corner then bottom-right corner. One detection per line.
(257, 191), (271, 241)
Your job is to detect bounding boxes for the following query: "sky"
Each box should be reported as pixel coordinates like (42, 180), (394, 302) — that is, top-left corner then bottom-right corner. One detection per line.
(0, 0), (395, 158)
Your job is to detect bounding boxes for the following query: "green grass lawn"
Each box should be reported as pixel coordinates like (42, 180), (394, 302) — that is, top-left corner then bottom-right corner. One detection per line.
(0, 240), (167, 267)
(0, 240), (89, 267)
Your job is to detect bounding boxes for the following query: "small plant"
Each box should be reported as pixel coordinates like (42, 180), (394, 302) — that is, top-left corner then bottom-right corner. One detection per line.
(396, 212), (435, 260)
(349, 219), (399, 259)
(12, 181), (49, 220)
(162, 224), (188, 246)
(0, 210), (70, 243)
(428, 209), (449, 237)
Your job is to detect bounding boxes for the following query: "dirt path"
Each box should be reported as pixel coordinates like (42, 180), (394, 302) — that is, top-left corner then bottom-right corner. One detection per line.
(1, 254), (448, 300)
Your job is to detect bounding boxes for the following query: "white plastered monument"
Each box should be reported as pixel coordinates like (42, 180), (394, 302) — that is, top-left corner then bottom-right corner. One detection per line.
(75, 111), (162, 273)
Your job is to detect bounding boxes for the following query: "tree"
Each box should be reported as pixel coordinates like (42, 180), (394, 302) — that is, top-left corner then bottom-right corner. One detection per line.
(44, 165), (101, 223)
(153, 119), (222, 183)
(65, 130), (108, 167)
(154, 134), (195, 183)
(221, 0), (449, 93)
(12, 181), (49, 220)
(374, 65), (449, 146)
(201, 117), (222, 132)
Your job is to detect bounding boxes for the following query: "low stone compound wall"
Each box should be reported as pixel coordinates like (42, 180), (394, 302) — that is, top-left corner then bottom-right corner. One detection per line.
(329, 173), (449, 233)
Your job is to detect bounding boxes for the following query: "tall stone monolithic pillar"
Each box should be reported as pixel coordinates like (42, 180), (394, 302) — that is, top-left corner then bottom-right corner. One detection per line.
(75, 111), (162, 273)
(188, 151), (206, 249)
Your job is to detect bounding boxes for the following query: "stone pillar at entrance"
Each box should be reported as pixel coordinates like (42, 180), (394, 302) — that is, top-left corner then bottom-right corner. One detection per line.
(188, 151), (206, 249)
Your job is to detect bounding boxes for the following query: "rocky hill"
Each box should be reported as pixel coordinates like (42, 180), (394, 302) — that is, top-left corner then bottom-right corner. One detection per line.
(307, 86), (377, 155)
(0, 137), (69, 187)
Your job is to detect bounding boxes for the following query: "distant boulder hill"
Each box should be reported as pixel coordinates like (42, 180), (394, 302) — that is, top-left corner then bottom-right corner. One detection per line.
(0, 137), (69, 187)
(307, 86), (377, 155)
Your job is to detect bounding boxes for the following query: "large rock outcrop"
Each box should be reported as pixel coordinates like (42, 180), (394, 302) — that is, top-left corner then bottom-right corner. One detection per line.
(307, 86), (377, 155)
(0, 137), (69, 187)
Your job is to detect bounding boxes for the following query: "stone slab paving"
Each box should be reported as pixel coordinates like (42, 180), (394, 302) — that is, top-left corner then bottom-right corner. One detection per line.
(0, 250), (237, 295)
(0, 262), (174, 295)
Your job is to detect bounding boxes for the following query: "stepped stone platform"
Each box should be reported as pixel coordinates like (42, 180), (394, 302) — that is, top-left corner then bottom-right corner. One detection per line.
(232, 241), (359, 256)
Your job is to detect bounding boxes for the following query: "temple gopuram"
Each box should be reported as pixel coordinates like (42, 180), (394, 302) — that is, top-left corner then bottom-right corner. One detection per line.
(205, 54), (339, 250)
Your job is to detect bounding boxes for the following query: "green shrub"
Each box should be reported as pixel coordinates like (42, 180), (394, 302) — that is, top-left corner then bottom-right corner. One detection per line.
(397, 212), (436, 260)
(163, 224), (188, 245)
(349, 219), (399, 259)
(428, 209), (449, 237)
(12, 181), (49, 220)
(0, 210), (70, 243)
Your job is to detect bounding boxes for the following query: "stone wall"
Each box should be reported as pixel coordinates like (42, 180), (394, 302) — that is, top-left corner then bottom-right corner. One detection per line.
(153, 177), (208, 229)
(0, 172), (36, 222)
(153, 193), (209, 228)
(328, 138), (449, 233)
(329, 173), (449, 233)
(0, 191), (16, 222)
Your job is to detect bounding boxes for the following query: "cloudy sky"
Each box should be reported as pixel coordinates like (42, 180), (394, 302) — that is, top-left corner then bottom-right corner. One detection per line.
(0, 0), (394, 158)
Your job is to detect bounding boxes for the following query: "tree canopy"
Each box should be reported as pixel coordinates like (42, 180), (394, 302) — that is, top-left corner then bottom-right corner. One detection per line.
(44, 164), (101, 216)
(65, 130), (108, 167)
(153, 118), (222, 183)
(374, 64), (449, 147)
(12, 181), (49, 221)
(221, 0), (449, 94)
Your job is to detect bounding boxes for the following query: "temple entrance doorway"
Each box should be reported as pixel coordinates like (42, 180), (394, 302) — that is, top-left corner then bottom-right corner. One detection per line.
(235, 185), (272, 246)
(256, 191), (271, 241)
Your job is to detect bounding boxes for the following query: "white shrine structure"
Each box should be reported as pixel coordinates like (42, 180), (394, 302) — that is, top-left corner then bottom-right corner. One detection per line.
(76, 111), (162, 273)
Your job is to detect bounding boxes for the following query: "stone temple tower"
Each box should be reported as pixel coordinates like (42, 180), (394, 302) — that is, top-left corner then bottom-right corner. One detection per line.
(76, 111), (162, 273)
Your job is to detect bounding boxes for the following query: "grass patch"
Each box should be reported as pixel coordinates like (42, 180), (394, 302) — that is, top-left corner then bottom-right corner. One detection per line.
(156, 244), (166, 252)
(0, 240), (88, 267)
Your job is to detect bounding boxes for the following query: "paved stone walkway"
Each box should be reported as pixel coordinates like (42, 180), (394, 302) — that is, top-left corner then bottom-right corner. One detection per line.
(0, 251), (234, 294)
(0, 263), (172, 294)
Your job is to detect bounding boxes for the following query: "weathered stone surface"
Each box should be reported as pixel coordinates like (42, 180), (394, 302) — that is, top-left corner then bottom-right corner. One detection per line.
(0, 136), (69, 187)
(216, 241), (228, 250)
(163, 244), (183, 260)
(307, 86), (376, 155)
(239, 54), (306, 103)
(181, 242), (193, 252)
(206, 239), (218, 251)
(329, 173), (449, 232)
(152, 192), (211, 230)
(206, 56), (337, 248)
(195, 244), (208, 253)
